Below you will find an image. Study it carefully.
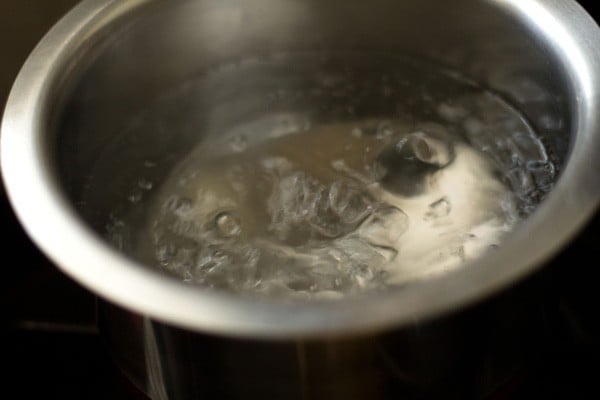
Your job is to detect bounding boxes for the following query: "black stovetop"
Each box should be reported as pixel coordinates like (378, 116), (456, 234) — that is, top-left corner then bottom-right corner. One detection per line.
(2, 195), (598, 400)
(1, 1), (599, 399)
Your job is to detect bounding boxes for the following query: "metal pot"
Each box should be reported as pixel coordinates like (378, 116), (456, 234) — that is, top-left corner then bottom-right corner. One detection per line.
(2, 0), (599, 398)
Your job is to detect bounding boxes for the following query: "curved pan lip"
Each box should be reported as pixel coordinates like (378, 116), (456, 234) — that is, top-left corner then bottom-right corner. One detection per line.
(2, 0), (599, 339)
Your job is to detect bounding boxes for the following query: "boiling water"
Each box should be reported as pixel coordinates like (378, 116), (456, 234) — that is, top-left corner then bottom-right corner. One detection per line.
(104, 54), (556, 299)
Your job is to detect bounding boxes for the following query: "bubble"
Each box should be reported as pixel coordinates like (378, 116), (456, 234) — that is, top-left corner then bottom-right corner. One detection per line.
(230, 134), (248, 152)
(372, 246), (398, 263)
(128, 190), (142, 203)
(437, 102), (468, 122)
(163, 196), (194, 218)
(335, 237), (386, 267)
(227, 165), (247, 194)
(267, 171), (328, 240)
(328, 180), (373, 225)
(358, 205), (409, 248)
(215, 211), (242, 238)
(376, 121), (394, 140)
(505, 167), (533, 195)
(526, 160), (555, 191)
(331, 159), (371, 184)
(138, 179), (153, 190)
(165, 246), (198, 274)
(171, 218), (200, 239)
(106, 216), (129, 251)
(156, 244), (175, 267)
(454, 245), (466, 262)
(195, 247), (231, 275)
(308, 214), (345, 238)
(464, 117), (485, 137)
(261, 156), (294, 175)
(526, 160), (554, 174)
(397, 132), (453, 168)
(351, 127), (363, 138)
(319, 73), (344, 88)
(425, 197), (452, 220)
(352, 264), (375, 288)
(406, 135), (433, 161)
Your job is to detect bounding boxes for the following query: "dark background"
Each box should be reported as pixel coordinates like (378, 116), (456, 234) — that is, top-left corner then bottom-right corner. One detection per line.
(1, 1), (598, 399)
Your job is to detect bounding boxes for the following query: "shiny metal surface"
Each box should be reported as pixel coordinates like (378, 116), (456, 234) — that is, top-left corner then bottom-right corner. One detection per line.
(2, 0), (599, 342)
(97, 285), (556, 399)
